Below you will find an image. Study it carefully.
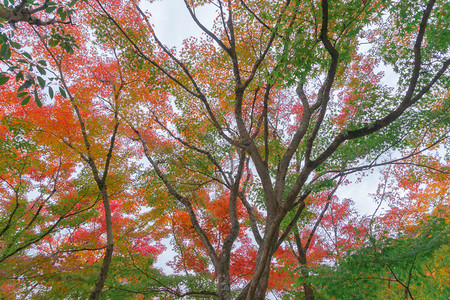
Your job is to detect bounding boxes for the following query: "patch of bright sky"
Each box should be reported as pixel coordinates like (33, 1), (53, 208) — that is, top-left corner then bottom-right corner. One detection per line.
(141, 0), (216, 48)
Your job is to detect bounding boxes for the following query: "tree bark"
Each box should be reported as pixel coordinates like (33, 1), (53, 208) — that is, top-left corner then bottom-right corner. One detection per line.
(253, 261), (271, 300)
(89, 187), (114, 300)
(298, 248), (314, 300)
(217, 261), (232, 300)
(0, 5), (57, 26)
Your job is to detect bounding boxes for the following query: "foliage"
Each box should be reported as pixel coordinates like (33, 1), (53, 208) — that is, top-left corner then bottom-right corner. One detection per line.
(310, 213), (449, 300)
(0, 0), (448, 299)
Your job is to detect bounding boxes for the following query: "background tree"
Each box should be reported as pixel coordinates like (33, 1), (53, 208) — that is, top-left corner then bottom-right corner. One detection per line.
(0, 5), (163, 298)
(0, 0), (78, 106)
(312, 206), (449, 299)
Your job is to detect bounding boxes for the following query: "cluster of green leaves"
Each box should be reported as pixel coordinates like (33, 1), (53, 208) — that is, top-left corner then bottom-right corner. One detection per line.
(48, 25), (79, 54)
(374, 0), (449, 92)
(0, 0), (80, 107)
(104, 270), (217, 300)
(306, 214), (449, 299)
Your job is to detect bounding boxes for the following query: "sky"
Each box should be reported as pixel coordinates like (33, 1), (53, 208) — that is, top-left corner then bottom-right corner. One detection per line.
(143, 0), (215, 48)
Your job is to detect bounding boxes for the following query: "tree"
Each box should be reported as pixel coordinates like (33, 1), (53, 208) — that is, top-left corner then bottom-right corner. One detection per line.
(0, 6), (154, 298)
(292, 143), (449, 299)
(93, 0), (448, 298)
(1, 0), (84, 113)
(312, 206), (449, 300)
(1, 0), (448, 299)
(282, 187), (368, 299)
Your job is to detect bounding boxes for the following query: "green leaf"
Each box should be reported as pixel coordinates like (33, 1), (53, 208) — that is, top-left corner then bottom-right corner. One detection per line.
(48, 86), (54, 99)
(17, 91), (28, 97)
(21, 96), (31, 106)
(0, 76), (9, 85)
(16, 71), (24, 81)
(10, 41), (21, 49)
(34, 88), (42, 108)
(0, 44), (11, 60)
(45, 2), (57, 13)
(48, 39), (59, 47)
(37, 60), (47, 66)
(36, 65), (46, 75)
(60, 11), (67, 21)
(59, 87), (67, 99)
(46, 6), (57, 13)
(18, 80), (32, 92)
(22, 52), (32, 60)
(37, 76), (45, 88)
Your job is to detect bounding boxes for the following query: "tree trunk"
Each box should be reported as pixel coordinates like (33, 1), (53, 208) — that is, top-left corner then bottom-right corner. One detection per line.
(253, 261), (271, 300)
(239, 217), (282, 300)
(217, 258), (232, 300)
(298, 250), (314, 300)
(89, 187), (114, 300)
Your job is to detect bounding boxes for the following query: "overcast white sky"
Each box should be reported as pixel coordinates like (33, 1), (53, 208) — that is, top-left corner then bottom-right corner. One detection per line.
(144, 0), (215, 47)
